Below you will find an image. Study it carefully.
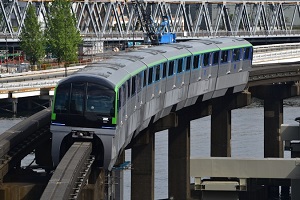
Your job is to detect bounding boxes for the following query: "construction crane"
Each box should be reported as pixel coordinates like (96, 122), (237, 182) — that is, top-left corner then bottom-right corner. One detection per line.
(133, 0), (176, 45)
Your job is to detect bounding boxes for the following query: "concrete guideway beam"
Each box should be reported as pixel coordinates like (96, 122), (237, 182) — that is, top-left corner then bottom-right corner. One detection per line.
(191, 157), (300, 199)
(41, 142), (93, 200)
(190, 157), (300, 179)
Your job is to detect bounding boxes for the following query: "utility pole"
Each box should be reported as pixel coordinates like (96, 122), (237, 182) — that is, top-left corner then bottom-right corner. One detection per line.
(64, 18), (67, 77)
(5, 34), (8, 73)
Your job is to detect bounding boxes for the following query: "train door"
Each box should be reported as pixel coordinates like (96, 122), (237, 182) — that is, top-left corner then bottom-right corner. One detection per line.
(153, 64), (164, 115)
(231, 48), (242, 74)
(175, 58), (183, 88)
(166, 60), (176, 92)
(219, 50), (230, 76)
(164, 60), (176, 108)
(190, 54), (201, 83)
(242, 46), (253, 71)
(126, 78), (135, 118)
(211, 51), (220, 78)
(118, 84), (126, 126)
(146, 66), (154, 102)
(153, 65), (162, 98)
(201, 53), (211, 80)
(175, 57), (187, 102)
(125, 80), (131, 120)
(185, 56), (192, 85)
(160, 62), (167, 95)
(135, 72), (143, 110)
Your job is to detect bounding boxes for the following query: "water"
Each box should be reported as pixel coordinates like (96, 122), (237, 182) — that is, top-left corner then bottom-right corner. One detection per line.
(123, 97), (300, 199)
(1, 98), (300, 199)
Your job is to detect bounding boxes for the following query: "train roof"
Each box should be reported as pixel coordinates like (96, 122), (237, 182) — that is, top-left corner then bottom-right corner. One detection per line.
(66, 37), (252, 90)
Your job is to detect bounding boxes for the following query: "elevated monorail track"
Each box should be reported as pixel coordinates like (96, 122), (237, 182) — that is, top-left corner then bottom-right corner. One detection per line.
(249, 62), (300, 87)
(0, 108), (51, 182)
(40, 142), (94, 200)
(0, 58), (300, 199)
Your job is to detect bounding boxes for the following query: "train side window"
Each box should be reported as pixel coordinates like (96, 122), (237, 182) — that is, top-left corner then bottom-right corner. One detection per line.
(177, 58), (183, 73)
(148, 67), (153, 85)
(244, 47), (251, 60)
(233, 48), (240, 61)
(212, 51), (219, 65)
(162, 62), (167, 78)
(143, 70), (147, 87)
(155, 65), (160, 81)
(131, 76), (136, 96)
(221, 50), (228, 63)
(168, 60), (174, 76)
(203, 53), (210, 67)
(186, 56), (191, 71)
(193, 55), (200, 69)
(54, 83), (70, 113)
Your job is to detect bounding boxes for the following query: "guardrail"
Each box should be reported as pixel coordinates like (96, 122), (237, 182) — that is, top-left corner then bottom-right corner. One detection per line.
(0, 79), (60, 91)
(253, 43), (300, 64)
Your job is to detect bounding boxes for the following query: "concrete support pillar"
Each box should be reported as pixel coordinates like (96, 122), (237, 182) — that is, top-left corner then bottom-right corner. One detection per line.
(250, 85), (296, 199)
(35, 137), (52, 168)
(81, 167), (105, 200)
(250, 84), (299, 158)
(12, 99), (18, 114)
(264, 98), (283, 158)
(211, 96), (231, 157)
(291, 179), (300, 200)
(49, 97), (53, 108)
(113, 151), (125, 200)
(168, 115), (190, 200)
(27, 99), (32, 110)
(131, 130), (154, 200)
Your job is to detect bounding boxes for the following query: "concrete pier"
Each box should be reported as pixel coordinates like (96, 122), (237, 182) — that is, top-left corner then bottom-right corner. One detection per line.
(12, 99), (18, 114)
(131, 129), (155, 200)
(168, 113), (191, 200)
(250, 84), (300, 158)
(211, 92), (251, 157)
(211, 96), (232, 157)
(264, 98), (283, 158)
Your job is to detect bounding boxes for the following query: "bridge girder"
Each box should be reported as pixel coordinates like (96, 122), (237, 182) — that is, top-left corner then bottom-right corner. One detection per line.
(1, 0), (300, 41)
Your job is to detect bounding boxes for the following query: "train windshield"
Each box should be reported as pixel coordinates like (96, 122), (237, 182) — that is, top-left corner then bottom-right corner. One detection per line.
(86, 83), (115, 116)
(53, 82), (116, 128)
(54, 82), (115, 116)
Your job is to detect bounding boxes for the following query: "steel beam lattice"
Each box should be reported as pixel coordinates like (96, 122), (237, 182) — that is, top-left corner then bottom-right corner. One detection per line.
(2, 0), (300, 41)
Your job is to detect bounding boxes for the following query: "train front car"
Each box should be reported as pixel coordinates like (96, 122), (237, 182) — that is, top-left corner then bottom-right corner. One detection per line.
(51, 74), (117, 169)
(211, 38), (253, 97)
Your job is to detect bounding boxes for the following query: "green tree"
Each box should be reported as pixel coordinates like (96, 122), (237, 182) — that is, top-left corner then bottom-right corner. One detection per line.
(46, 0), (82, 64)
(19, 4), (45, 65)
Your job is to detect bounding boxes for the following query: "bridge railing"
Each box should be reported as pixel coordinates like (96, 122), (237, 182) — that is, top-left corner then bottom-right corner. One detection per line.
(253, 43), (300, 64)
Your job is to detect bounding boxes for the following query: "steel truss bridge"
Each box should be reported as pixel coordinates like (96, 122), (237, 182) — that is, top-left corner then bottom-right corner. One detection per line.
(2, 0), (300, 42)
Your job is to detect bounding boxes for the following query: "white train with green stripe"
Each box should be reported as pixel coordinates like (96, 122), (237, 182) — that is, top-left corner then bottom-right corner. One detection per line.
(50, 37), (253, 170)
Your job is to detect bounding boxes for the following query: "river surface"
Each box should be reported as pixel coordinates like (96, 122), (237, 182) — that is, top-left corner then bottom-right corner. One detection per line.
(1, 97), (300, 199)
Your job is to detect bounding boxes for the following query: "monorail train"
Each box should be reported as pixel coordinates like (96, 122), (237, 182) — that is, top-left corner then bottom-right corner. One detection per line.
(50, 37), (253, 170)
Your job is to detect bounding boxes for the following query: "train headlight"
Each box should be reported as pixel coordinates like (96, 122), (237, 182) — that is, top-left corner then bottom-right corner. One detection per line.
(71, 130), (94, 139)
(102, 117), (109, 123)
